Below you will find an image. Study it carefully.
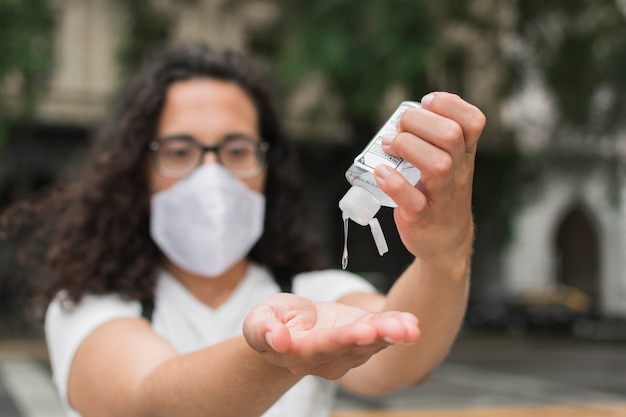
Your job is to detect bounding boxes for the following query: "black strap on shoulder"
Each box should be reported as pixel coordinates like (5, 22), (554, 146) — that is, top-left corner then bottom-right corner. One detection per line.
(140, 298), (155, 322)
(278, 278), (293, 293)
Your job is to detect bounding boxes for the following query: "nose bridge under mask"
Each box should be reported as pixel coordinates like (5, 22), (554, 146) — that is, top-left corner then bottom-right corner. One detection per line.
(202, 151), (219, 165)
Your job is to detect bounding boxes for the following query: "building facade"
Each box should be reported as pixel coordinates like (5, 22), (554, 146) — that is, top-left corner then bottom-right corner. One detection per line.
(502, 157), (626, 319)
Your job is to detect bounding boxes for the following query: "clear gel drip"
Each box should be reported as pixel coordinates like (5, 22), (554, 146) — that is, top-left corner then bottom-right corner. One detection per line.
(341, 217), (349, 269)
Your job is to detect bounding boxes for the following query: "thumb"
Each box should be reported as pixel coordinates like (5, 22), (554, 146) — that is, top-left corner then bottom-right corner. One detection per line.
(243, 304), (291, 353)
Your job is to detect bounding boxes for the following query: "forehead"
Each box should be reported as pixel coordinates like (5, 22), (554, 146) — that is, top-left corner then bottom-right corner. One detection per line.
(157, 78), (259, 141)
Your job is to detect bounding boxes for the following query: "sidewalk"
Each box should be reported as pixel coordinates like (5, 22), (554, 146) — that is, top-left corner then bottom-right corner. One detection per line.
(332, 404), (626, 417)
(0, 334), (625, 417)
(334, 332), (626, 416)
(0, 340), (49, 360)
(333, 362), (626, 416)
(0, 358), (65, 417)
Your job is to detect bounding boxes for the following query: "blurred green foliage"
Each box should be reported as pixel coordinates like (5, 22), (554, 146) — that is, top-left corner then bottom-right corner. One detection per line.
(114, 0), (201, 76)
(114, 0), (172, 76)
(250, 0), (519, 249)
(253, 0), (626, 140)
(514, 0), (626, 135)
(0, 0), (54, 146)
(251, 0), (436, 138)
(246, 0), (626, 280)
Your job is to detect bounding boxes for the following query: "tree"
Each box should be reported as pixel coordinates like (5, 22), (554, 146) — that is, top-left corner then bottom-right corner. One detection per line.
(250, 0), (436, 142)
(249, 0), (626, 272)
(249, 0), (528, 282)
(0, 0), (54, 145)
(114, 0), (172, 76)
(512, 0), (626, 138)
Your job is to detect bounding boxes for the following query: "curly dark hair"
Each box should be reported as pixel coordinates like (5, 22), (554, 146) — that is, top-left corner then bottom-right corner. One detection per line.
(2, 42), (328, 306)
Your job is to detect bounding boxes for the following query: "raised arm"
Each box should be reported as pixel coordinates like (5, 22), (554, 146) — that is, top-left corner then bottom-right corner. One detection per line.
(339, 92), (485, 394)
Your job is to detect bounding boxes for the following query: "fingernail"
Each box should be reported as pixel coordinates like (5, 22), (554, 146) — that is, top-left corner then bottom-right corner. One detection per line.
(375, 164), (393, 180)
(381, 133), (395, 146)
(383, 336), (396, 344)
(265, 332), (277, 350)
(421, 93), (435, 107)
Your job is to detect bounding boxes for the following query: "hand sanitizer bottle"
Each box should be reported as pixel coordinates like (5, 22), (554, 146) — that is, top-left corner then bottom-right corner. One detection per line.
(339, 101), (422, 269)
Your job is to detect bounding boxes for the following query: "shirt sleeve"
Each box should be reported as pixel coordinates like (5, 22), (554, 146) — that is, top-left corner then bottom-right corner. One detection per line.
(44, 292), (141, 407)
(292, 269), (377, 302)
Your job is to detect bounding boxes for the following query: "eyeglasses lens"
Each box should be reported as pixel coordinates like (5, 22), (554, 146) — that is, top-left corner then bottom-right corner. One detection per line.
(219, 138), (260, 173)
(157, 140), (201, 176)
(154, 137), (266, 179)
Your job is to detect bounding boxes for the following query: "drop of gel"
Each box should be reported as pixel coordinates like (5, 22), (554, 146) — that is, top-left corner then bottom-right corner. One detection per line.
(341, 217), (349, 269)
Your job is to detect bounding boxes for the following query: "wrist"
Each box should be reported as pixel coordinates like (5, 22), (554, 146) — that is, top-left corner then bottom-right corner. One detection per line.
(411, 231), (474, 284)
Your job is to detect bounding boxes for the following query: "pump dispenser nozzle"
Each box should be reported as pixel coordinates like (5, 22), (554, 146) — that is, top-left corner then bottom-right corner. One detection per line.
(338, 185), (381, 226)
(339, 185), (389, 266)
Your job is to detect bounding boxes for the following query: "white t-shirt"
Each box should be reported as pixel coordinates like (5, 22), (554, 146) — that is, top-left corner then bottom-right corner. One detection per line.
(45, 264), (376, 417)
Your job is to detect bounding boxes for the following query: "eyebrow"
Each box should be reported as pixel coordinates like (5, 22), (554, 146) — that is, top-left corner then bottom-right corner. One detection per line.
(155, 132), (261, 143)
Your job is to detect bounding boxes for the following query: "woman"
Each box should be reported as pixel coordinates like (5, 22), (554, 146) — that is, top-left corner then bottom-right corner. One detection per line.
(4, 42), (485, 417)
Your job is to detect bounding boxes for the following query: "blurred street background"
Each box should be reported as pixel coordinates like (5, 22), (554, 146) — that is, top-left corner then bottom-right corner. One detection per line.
(1, 330), (626, 416)
(2, 0), (626, 415)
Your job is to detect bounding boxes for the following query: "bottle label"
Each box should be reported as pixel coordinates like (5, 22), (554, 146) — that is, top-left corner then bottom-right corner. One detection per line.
(353, 101), (421, 173)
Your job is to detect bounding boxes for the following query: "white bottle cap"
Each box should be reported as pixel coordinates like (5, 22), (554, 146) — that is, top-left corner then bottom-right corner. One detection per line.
(339, 186), (389, 256)
(339, 186), (381, 226)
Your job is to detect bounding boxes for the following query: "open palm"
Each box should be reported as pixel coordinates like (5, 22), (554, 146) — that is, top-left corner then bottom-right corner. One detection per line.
(243, 293), (419, 379)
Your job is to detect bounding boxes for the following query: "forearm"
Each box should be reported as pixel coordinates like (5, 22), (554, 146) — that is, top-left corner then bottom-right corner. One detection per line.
(137, 336), (301, 417)
(341, 91), (483, 396)
(343, 243), (471, 395)
(386, 255), (469, 368)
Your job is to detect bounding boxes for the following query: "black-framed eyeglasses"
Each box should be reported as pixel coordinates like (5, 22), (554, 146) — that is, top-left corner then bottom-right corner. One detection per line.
(149, 134), (270, 179)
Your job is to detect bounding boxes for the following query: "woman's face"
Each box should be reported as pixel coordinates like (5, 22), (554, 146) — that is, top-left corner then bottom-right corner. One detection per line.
(149, 78), (266, 195)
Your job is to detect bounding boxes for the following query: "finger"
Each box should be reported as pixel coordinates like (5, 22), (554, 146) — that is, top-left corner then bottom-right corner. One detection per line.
(293, 320), (378, 352)
(372, 312), (420, 344)
(382, 108), (463, 195)
(374, 164), (427, 220)
(339, 311), (419, 346)
(243, 304), (291, 353)
(264, 326), (292, 353)
(383, 130), (455, 186)
(418, 92), (486, 155)
(392, 108), (466, 169)
(337, 321), (380, 346)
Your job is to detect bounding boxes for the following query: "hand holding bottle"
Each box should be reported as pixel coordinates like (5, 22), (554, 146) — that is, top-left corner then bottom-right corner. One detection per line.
(373, 92), (485, 270)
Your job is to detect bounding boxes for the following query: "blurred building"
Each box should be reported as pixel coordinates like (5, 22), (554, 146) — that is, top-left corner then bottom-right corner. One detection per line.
(2, 0), (276, 195)
(492, 63), (626, 325)
(499, 140), (626, 321)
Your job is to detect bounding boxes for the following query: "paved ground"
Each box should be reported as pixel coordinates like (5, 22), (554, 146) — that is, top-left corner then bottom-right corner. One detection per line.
(332, 405), (626, 417)
(334, 331), (626, 415)
(0, 341), (62, 417)
(0, 331), (625, 417)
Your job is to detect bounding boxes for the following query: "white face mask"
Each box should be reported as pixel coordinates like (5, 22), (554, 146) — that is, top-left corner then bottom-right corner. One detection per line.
(150, 163), (266, 277)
